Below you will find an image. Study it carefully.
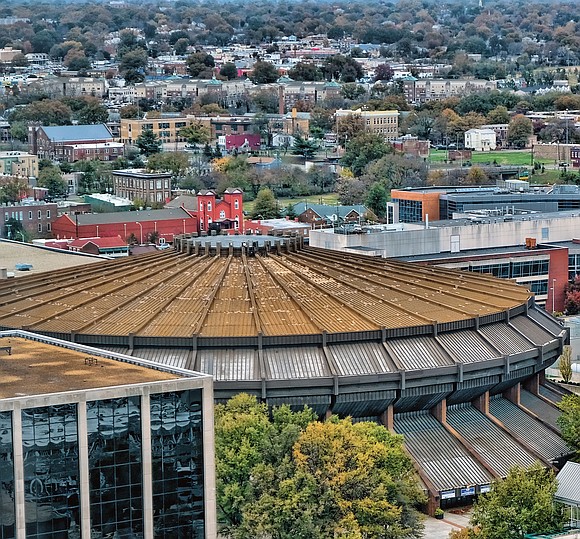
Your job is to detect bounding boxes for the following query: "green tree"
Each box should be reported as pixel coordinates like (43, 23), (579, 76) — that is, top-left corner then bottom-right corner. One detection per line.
(10, 100), (72, 126)
(470, 463), (564, 539)
(146, 152), (190, 180)
(119, 49), (148, 83)
(186, 51), (215, 78)
(341, 133), (392, 176)
(136, 128), (162, 156)
(239, 417), (424, 539)
(323, 54), (364, 83)
(179, 122), (210, 145)
(215, 394), (316, 532)
(487, 105), (511, 125)
(366, 182), (388, 219)
(507, 114), (533, 149)
(251, 188), (280, 219)
(219, 62), (238, 80)
(288, 61), (324, 81)
(285, 203), (297, 219)
(559, 346), (573, 384)
(9, 121), (28, 143)
(77, 99), (109, 125)
(0, 177), (28, 204)
(291, 135), (318, 160)
(558, 394), (580, 451)
(249, 60), (279, 84)
(38, 166), (68, 199)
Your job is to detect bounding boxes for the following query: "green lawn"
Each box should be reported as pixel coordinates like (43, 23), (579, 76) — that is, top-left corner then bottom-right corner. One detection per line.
(244, 193), (340, 215)
(429, 149), (552, 166)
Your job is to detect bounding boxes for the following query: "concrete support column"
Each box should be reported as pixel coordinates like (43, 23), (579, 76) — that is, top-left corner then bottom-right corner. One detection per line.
(523, 374), (540, 396)
(431, 398), (447, 424)
(141, 391), (154, 539)
(379, 404), (394, 431)
(77, 399), (91, 538)
(12, 403), (25, 539)
(202, 380), (218, 539)
(472, 391), (490, 415)
(503, 383), (520, 406)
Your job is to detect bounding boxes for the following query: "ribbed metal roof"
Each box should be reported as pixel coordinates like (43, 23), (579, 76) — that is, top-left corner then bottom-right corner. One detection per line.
(328, 342), (394, 375)
(555, 461), (580, 506)
(489, 397), (570, 461)
(394, 412), (493, 491)
(528, 308), (567, 336)
(446, 404), (536, 476)
(539, 384), (564, 404)
(479, 323), (535, 355)
(387, 336), (453, 371)
(0, 246), (531, 339)
(509, 316), (558, 346)
(132, 347), (189, 369)
(263, 346), (329, 379)
(437, 330), (500, 363)
(199, 348), (259, 381)
(520, 390), (562, 431)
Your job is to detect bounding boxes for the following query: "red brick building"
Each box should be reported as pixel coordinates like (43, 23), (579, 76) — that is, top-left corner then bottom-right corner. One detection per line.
(51, 208), (197, 244)
(197, 188), (243, 233)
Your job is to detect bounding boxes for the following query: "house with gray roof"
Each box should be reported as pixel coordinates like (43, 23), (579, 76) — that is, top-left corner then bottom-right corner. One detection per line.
(291, 202), (372, 226)
(30, 124), (116, 162)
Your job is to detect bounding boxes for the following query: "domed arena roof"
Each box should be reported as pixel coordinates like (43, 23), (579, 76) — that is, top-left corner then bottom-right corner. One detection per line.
(0, 238), (532, 339)
(1, 236), (572, 499)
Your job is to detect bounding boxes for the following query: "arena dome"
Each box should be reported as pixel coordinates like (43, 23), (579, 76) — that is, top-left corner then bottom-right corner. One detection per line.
(0, 236), (571, 506)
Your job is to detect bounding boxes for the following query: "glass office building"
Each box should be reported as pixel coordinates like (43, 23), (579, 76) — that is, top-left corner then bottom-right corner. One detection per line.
(0, 333), (215, 539)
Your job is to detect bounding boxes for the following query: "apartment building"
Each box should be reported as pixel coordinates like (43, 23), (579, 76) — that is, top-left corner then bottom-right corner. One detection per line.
(335, 108), (400, 142)
(402, 77), (498, 104)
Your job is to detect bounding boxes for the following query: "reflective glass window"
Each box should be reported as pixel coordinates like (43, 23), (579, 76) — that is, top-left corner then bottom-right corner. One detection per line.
(22, 404), (80, 538)
(150, 390), (204, 538)
(0, 411), (14, 539)
(87, 396), (143, 538)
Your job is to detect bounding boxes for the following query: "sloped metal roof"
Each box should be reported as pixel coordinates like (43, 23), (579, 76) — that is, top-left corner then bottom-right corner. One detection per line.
(520, 389), (562, 431)
(41, 124), (113, 141)
(394, 411), (493, 492)
(489, 397), (570, 461)
(199, 348), (259, 381)
(509, 316), (559, 346)
(555, 461), (580, 506)
(437, 330), (500, 363)
(263, 346), (329, 379)
(387, 336), (453, 371)
(446, 404), (536, 477)
(327, 342), (394, 375)
(479, 323), (535, 355)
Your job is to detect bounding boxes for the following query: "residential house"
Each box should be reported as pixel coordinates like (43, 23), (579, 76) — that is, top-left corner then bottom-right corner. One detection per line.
(67, 236), (129, 257)
(465, 128), (497, 151)
(1, 200), (57, 239)
(291, 202), (370, 227)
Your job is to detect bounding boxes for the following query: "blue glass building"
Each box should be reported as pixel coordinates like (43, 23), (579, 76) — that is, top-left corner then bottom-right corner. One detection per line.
(0, 332), (216, 539)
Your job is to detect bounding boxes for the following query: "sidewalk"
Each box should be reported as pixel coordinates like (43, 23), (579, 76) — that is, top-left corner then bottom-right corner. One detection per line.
(423, 508), (472, 539)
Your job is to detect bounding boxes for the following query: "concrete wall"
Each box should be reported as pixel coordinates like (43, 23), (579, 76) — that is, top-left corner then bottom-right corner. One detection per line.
(309, 214), (580, 258)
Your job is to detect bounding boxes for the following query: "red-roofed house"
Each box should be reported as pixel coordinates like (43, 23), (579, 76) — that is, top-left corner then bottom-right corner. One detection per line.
(68, 236), (129, 257)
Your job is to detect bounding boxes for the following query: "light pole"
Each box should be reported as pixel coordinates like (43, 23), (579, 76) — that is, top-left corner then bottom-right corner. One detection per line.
(552, 278), (556, 313)
(136, 221), (143, 244)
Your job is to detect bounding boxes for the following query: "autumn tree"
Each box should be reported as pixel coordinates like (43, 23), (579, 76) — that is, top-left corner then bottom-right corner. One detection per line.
(9, 99), (72, 125)
(179, 122), (210, 146)
(564, 276), (580, 315)
(0, 177), (28, 204)
(487, 105), (511, 125)
(214, 394), (316, 533)
(508, 115), (533, 149)
(470, 463), (564, 539)
(250, 188), (280, 219)
(146, 152), (190, 180)
(558, 346), (573, 384)
(239, 417), (425, 539)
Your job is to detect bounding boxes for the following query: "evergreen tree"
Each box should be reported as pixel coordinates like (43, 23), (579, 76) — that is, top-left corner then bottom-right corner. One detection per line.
(136, 128), (162, 156)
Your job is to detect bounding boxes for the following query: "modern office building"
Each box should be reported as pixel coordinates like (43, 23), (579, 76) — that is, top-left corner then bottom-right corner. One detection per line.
(391, 184), (580, 224)
(0, 330), (215, 539)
